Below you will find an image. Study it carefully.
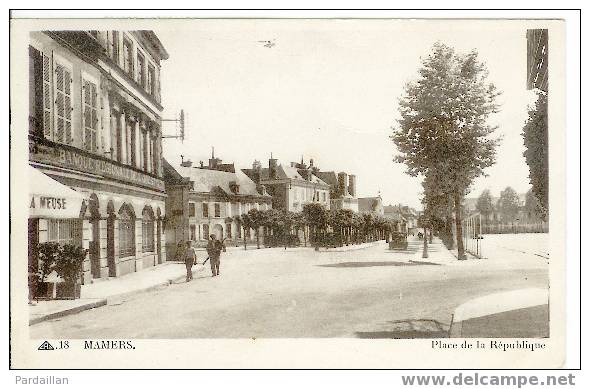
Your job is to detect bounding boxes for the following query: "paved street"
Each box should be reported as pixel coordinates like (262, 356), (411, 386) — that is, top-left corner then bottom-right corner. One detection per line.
(30, 235), (548, 339)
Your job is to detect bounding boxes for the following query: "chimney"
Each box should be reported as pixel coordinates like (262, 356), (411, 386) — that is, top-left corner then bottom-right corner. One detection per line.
(348, 174), (357, 197)
(269, 156), (278, 180)
(338, 172), (348, 197)
(208, 146), (221, 169)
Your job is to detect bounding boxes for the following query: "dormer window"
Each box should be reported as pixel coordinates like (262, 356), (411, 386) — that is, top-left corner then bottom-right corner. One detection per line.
(229, 181), (240, 194)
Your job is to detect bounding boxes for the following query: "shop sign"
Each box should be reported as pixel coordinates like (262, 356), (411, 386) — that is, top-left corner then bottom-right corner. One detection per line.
(30, 141), (165, 191)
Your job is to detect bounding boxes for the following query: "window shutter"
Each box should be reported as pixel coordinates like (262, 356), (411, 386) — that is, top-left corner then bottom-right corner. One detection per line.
(64, 68), (72, 144)
(29, 46), (44, 135)
(54, 63), (73, 145)
(91, 83), (97, 151)
(42, 53), (52, 139)
(82, 79), (98, 151)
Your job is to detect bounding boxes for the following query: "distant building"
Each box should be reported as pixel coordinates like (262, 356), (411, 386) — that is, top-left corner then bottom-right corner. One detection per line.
(314, 170), (359, 212)
(163, 153), (272, 257)
(242, 157), (331, 212)
(526, 29), (548, 92)
(384, 204), (418, 234)
(358, 195), (384, 215)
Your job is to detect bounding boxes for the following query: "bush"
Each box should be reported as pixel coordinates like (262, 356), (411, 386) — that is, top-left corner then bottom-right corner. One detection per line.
(36, 242), (60, 282)
(53, 244), (87, 288)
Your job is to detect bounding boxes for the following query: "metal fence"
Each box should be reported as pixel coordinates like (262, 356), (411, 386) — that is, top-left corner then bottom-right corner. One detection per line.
(462, 213), (483, 258)
(480, 221), (548, 234)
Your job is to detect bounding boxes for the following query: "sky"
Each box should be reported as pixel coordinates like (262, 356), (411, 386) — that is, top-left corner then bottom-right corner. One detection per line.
(155, 19), (537, 209)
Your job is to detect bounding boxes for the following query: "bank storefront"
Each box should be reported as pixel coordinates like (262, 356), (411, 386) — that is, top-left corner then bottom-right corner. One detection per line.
(29, 137), (167, 291)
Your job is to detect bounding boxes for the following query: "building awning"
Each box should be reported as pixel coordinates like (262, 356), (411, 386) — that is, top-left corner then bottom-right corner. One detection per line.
(28, 166), (85, 219)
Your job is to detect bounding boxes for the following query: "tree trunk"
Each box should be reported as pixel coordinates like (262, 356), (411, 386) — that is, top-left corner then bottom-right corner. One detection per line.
(454, 193), (467, 260)
(243, 227), (247, 250)
(256, 229), (260, 249)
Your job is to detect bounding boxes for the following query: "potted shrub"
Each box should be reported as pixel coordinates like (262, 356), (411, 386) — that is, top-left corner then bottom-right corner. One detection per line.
(35, 242), (60, 299)
(54, 244), (87, 299)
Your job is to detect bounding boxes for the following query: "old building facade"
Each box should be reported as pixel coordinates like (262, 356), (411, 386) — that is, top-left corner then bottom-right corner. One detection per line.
(242, 158), (331, 212)
(526, 29), (548, 92)
(163, 155), (272, 256)
(314, 170), (359, 212)
(28, 30), (169, 283)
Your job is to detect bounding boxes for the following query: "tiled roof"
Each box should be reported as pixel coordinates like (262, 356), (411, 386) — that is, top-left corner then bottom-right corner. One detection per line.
(174, 165), (265, 197)
(245, 165), (329, 187)
(314, 171), (338, 188)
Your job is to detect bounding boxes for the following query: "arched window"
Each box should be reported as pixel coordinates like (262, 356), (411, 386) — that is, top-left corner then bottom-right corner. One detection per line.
(142, 207), (155, 252)
(118, 204), (135, 257)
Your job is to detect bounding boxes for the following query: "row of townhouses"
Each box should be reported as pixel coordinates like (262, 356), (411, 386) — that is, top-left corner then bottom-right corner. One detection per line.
(26, 29), (415, 291)
(162, 152), (360, 257)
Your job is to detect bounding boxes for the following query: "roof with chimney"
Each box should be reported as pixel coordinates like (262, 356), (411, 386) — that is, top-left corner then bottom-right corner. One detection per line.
(242, 165), (329, 186)
(167, 163), (269, 198)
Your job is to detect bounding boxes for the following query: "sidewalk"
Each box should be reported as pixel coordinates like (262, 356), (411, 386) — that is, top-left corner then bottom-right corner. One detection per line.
(29, 262), (196, 326)
(449, 288), (549, 338)
(410, 237), (459, 265)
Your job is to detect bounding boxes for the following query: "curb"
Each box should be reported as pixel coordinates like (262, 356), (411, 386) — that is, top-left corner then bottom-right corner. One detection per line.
(30, 267), (195, 326)
(29, 299), (107, 326)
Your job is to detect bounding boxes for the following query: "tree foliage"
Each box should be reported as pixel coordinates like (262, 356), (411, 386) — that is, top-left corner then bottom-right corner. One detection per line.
(498, 186), (521, 223)
(522, 91), (548, 218)
(391, 42), (501, 259)
(476, 189), (494, 221)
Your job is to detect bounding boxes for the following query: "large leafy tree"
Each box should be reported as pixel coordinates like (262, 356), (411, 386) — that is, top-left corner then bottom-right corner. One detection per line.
(522, 91), (548, 219)
(524, 188), (545, 222)
(476, 189), (494, 222)
(498, 186), (521, 223)
(302, 203), (328, 250)
(391, 42), (501, 260)
(247, 209), (265, 249)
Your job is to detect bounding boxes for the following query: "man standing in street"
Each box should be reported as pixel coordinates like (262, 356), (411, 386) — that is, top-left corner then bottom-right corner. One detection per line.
(206, 234), (224, 276)
(184, 241), (197, 282)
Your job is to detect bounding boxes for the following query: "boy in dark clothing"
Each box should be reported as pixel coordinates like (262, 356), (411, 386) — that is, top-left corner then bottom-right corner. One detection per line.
(206, 235), (224, 276)
(184, 241), (197, 282)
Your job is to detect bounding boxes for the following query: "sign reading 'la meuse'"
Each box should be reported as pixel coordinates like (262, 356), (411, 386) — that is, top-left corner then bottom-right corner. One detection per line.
(30, 140), (165, 192)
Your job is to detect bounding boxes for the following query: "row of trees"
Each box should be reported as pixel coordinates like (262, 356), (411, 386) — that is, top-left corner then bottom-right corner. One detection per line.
(392, 43), (501, 260)
(231, 203), (401, 250)
(476, 187), (546, 224)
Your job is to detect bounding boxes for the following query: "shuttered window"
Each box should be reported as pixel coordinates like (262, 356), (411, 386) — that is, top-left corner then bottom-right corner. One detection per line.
(142, 208), (154, 252)
(54, 62), (73, 145)
(137, 53), (146, 88)
(142, 129), (148, 171)
(147, 64), (155, 95)
(123, 38), (133, 77)
(29, 46), (44, 136)
(111, 31), (120, 64)
(42, 53), (52, 139)
(82, 79), (98, 152)
(118, 207), (135, 258)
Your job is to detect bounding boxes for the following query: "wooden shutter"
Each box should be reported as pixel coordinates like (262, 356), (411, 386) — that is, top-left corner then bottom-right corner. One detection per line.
(28, 46), (44, 135)
(54, 62), (73, 144)
(82, 79), (98, 151)
(42, 53), (52, 139)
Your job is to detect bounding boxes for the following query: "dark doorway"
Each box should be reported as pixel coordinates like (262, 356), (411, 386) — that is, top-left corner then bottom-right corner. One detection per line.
(106, 215), (116, 277)
(90, 218), (101, 278)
